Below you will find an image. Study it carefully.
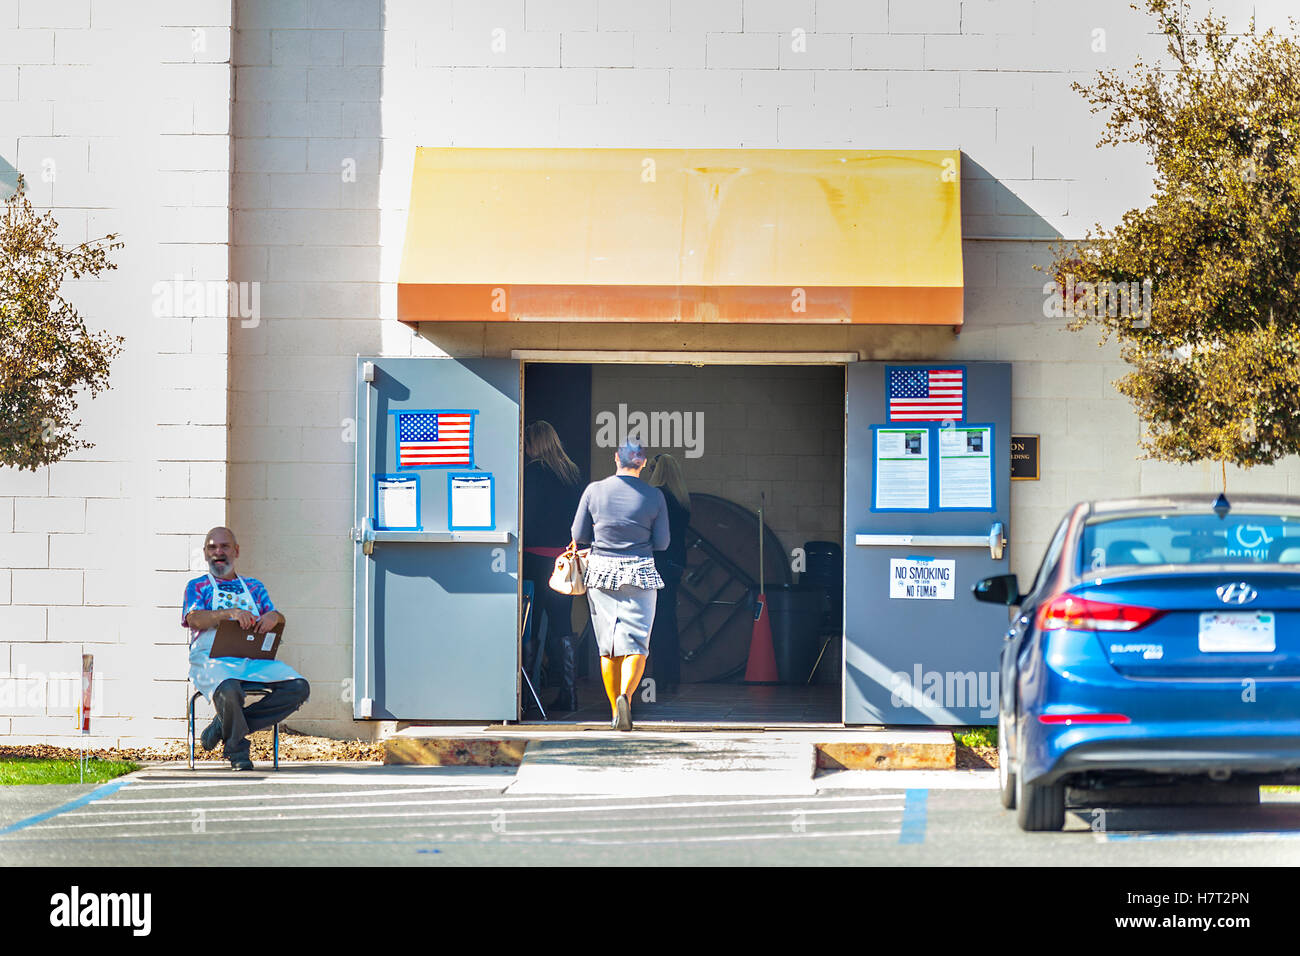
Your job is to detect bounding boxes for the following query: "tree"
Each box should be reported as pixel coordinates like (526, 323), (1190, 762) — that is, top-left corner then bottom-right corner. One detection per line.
(1049, 0), (1300, 471)
(0, 175), (123, 471)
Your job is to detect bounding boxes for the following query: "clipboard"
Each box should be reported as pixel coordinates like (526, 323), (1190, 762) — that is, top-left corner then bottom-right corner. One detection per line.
(375, 474), (421, 531)
(448, 472), (495, 530)
(209, 619), (285, 660)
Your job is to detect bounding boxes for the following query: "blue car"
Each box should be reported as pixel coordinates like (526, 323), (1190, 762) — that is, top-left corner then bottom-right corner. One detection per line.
(974, 494), (1300, 831)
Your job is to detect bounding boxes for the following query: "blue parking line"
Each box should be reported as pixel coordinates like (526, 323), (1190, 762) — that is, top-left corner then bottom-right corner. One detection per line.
(0, 777), (133, 836)
(898, 789), (928, 844)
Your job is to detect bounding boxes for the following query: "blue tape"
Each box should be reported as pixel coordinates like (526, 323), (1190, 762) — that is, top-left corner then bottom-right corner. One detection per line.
(898, 788), (928, 844)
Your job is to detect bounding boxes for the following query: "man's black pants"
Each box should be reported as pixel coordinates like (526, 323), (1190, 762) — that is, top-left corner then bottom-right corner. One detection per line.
(211, 678), (310, 758)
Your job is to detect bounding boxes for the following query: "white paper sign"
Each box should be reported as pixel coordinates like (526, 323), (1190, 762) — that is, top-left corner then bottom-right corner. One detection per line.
(938, 426), (993, 510)
(875, 428), (930, 510)
(376, 475), (419, 530)
(450, 474), (494, 530)
(890, 558), (956, 600)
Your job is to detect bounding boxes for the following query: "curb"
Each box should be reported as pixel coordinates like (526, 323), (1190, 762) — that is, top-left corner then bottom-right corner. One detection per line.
(383, 728), (958, 771)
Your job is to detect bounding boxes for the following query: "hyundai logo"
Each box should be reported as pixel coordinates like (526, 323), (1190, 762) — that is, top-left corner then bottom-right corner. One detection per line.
(1216, 582), (1258, 605)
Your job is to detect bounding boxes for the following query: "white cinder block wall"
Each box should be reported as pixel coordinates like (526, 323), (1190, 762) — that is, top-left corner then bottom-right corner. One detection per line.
(228, 0), (388, 740)
(3, 0), (1294, 742)
(0, 0), (234, 745)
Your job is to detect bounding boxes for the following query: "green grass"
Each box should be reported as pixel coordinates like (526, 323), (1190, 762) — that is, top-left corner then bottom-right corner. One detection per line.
(0, 758), (138, 785)
(953, 727), (997, 748)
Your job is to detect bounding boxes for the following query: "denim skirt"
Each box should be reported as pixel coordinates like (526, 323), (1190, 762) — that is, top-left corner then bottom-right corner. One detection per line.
(586, 583), (658, 658)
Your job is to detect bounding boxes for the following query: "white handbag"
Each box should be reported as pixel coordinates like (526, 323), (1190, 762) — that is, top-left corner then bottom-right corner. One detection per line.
(548, 540), (589, 595)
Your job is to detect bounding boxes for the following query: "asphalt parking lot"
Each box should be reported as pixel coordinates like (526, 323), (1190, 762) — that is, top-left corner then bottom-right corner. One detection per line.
(3, 763), (1300, 867)
(0, 764), (907, 866)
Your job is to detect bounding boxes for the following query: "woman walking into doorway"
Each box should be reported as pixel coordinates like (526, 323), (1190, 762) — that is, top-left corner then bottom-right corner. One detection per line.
(646, 453), (690, 696)
(522, 421), (583, 714)
(571, 440), (670, 730)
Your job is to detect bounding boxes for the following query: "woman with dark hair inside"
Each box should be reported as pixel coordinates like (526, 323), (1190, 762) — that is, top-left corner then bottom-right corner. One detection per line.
(571, 440), (669, 731)
(646, 453), (690, 697)
(522, 420), (583, 715)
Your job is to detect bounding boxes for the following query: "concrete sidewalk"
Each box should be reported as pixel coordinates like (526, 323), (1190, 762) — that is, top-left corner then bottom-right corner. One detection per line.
(129, 761), (513, 785)
(126, 753), (996, 797)
(508, 734), (819, 794)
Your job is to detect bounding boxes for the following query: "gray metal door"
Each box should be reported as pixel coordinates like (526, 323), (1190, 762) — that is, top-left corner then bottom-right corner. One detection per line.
(352, 357), (520, 720)
(843, 362), (1011, 725)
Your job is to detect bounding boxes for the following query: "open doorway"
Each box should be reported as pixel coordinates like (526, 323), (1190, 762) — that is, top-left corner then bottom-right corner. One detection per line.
(522, 361), (845, 726)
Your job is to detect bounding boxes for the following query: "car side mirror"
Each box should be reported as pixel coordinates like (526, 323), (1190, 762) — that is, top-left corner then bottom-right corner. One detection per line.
(972, 573), (1021, 606)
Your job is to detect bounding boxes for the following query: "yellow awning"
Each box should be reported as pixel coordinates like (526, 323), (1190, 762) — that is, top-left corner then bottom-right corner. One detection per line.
(398, 147), (963, 325)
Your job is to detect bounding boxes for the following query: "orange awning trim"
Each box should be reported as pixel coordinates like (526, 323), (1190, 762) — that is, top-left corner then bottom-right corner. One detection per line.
(397, 284), (962, 324)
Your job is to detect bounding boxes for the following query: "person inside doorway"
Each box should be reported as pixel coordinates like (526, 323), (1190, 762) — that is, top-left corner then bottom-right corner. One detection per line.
(182, 527), (310, 770)
(522, 420), (583, 714)
(571, 440), (669, 731)
(646, 453), (691, 697)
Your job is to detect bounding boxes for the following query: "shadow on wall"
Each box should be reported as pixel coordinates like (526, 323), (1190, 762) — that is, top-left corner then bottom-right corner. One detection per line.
(961, 154), (1065, 328)
(0, 154), (17, 194)
(229, 0), (386, 735)
(961, 154), (1062, 240)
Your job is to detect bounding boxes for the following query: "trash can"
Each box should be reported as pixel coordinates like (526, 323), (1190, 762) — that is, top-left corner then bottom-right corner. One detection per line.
(801, 540), (843, 629)
(765, 586), (827, 684)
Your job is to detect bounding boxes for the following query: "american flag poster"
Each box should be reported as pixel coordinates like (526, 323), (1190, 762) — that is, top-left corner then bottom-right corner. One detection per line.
(887, 367), (965, 422)
(397, 410), (475, 468)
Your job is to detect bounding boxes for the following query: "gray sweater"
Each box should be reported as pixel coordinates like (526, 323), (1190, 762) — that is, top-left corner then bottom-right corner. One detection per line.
(571, 475), (671, 558)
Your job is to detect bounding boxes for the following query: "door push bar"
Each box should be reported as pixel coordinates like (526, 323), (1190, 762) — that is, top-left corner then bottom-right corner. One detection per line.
(351, 523), (513, 555)
(855, 522), (1006, 560)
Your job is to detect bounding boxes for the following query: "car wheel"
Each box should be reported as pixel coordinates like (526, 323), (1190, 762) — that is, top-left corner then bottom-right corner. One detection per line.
(997, 707), (1016, 810)
(1014, 723), (1065, 832)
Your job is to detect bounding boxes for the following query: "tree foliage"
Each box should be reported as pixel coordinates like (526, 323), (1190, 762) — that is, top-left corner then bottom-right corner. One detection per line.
(0, 176), (123, 471)
(1051, 0), (1300, 467)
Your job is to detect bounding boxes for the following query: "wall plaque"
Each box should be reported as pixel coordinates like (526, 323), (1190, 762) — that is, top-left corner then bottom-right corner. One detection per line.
(1011, 434), (1039, 480)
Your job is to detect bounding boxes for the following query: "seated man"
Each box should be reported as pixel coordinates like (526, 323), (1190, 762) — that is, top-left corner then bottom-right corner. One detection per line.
(182, 526), (310, 770)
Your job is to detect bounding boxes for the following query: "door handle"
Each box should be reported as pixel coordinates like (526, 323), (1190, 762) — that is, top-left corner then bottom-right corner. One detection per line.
(988, 521), (1006, 560)
(352, 520), (512, 553)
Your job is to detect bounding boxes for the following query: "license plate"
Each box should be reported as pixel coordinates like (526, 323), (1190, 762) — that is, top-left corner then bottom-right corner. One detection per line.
(1198, 612), (1276, 653)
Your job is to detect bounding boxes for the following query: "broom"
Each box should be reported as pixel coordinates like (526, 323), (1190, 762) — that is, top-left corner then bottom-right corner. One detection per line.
(744, 491), (780, 683)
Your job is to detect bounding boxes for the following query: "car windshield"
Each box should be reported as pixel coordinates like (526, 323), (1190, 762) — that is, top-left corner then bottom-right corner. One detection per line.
(1080, 512), (1300, 571)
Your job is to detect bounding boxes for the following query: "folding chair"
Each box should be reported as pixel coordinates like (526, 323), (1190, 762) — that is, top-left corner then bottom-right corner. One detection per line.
(188, 687), (280, 770)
